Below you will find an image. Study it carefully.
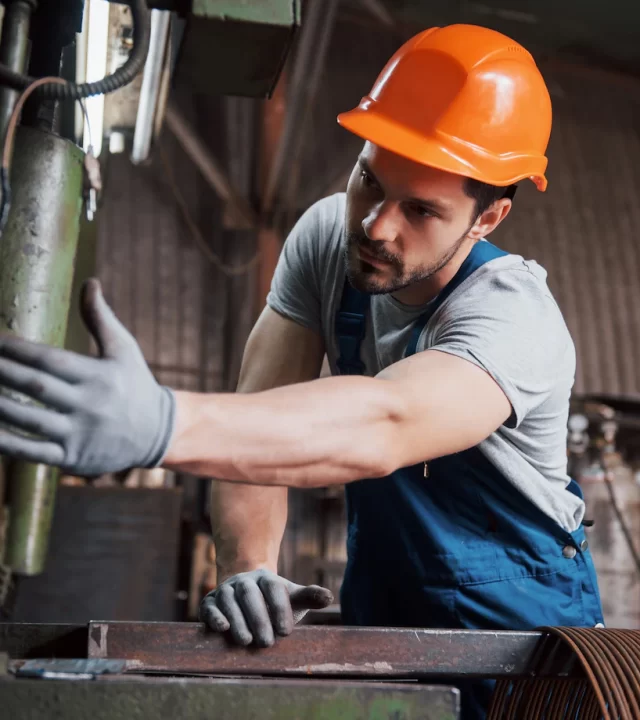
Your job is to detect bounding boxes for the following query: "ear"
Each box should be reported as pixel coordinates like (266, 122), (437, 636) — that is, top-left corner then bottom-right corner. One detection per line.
(467, 198), (512, 241)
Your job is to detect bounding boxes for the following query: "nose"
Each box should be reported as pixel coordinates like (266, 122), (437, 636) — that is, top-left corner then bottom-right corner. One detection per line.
(362, 201), (399, 244)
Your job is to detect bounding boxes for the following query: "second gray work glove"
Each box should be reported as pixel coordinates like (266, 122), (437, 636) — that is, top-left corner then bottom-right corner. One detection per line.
(0, 278), (175, 476)
(199, 569), (334, 647)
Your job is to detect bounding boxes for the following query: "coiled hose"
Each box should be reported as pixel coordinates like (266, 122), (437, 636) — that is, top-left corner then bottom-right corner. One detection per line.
(488, 627), (640, 719)
(0, 0), (150, 99)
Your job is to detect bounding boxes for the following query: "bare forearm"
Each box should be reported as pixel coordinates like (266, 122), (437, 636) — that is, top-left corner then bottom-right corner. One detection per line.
(211, 481), (287, 581)
(164, 376), (400, 488)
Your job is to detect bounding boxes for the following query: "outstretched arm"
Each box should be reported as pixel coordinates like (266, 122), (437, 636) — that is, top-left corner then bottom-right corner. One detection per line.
(0, 279), (510, 487)
(165, 348), (511, 487)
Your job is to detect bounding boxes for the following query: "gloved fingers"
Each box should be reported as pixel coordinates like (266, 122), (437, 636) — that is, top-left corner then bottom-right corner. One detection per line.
(288, 583), (334, 611)
(0, 429), (64, 466)
(0, 358), (79, 410)
(0, 395), (72, 440)
(216, 584), (253, 646)
(0, 335), (93, 383)
(258, 574), (294, 636)
(81, 279), (136, 360)
(234, 579), (275, 647)
(199, 594), (230, 632)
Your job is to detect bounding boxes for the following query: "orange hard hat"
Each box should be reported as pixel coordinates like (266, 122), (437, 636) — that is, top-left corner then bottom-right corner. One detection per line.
(337, 24), (552, 191)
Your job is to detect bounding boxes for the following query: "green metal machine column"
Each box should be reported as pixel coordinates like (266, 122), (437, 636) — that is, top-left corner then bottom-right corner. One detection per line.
(0, 126), (84, 575)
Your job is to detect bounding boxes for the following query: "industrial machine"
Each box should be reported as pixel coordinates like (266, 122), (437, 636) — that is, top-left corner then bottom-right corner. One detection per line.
(0, 0), (299, 613)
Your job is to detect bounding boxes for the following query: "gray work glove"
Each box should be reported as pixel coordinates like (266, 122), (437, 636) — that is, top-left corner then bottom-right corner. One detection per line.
(0, 279), (175, 476)
(199, 569), (334, 647)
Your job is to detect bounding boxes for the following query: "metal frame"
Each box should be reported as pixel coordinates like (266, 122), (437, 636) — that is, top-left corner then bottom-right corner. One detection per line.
(0, 621), (594, 719)
(1, 622), (583, 680)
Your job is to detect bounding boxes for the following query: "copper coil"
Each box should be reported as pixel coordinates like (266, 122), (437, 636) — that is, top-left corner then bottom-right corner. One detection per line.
(487, 628), (640, 719)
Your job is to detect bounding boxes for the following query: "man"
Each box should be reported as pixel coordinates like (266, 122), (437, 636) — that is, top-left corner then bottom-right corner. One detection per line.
(0, 24), (603, 718)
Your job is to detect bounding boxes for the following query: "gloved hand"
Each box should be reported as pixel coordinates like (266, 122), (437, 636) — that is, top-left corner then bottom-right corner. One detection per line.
(199, 569), (334, 647)
(0, 278), (175, 476)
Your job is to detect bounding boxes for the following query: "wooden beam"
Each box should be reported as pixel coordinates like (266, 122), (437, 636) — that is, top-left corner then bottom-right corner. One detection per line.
(164, 103), (258, 230)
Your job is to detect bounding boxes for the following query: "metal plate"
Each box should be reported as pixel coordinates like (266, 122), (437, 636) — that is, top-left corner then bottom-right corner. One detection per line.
(12, 488), (183, 623)
(14, 658), (135, 678)
(0, 676), (460, 720)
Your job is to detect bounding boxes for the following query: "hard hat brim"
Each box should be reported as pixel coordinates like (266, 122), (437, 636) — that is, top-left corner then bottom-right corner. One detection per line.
(337, 106), (548, 192)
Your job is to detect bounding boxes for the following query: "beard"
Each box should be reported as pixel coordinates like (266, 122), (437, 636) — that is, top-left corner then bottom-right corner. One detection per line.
(343, 230), (469, 295)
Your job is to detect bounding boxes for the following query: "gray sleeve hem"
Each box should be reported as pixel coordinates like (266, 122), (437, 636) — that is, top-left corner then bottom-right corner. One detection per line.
(266, 292), (322, 334)
(429, 345), (525, 429)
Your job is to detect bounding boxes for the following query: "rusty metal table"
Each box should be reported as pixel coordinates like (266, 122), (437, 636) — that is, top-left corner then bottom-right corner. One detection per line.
(0, 621), (586, 719)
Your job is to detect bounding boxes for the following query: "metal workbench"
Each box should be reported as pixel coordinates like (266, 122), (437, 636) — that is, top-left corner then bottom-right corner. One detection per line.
(0, 621), (583, 719)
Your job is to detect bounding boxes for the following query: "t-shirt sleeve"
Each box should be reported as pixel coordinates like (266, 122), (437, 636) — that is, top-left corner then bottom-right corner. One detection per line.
(429, 265), (575, 429)
(266, 195), (341, 334)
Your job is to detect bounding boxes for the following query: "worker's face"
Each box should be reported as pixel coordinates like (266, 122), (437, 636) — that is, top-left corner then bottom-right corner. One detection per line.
(345, 142), (498, 295)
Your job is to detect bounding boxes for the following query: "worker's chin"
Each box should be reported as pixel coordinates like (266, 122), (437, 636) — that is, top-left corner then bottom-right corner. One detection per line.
(347, 263), (405, 295)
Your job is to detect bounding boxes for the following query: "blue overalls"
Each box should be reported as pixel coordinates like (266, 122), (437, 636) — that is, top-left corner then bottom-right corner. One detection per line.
(334, 240), (604, 719)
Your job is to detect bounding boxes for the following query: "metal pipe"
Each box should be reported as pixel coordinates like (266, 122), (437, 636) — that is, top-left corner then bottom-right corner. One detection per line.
(1, 127), (84, 575)
(131, 9), (171, 164)
(280, 0), (339, 215)
(0, 1), (35, 142)
(4, 463), (58, 575)
(262, 0), (339, 216)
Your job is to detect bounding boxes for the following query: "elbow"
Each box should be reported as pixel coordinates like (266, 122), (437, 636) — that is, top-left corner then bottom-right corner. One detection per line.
(368, 448), (402, 479)
(358, 388), (410, 480)
(365, 434), (401, 479)
(285, 448), (397, 491)
(369, 385), (416, 478)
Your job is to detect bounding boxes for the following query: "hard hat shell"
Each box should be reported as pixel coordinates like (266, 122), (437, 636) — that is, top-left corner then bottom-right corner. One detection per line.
(338, 24), (552, 191)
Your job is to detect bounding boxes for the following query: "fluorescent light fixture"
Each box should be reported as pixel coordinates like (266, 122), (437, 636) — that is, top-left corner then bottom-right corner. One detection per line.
(83, 0), (110, 156)
(131, 9), (170, 164)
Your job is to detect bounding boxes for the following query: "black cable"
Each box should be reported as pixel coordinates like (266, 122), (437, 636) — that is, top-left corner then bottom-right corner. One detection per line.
(0, 167), (11, 234)
(0, 0), (150, 99)
(0, 2), (149, 236)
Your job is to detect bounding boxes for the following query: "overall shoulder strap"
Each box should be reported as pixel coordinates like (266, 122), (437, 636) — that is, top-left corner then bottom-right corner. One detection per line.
(335, 277), (370, 375)
(405, 241), (509, 358)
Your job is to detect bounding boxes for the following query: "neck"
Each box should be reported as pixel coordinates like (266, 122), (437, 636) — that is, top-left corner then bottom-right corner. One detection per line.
(391, 238), (477, 306)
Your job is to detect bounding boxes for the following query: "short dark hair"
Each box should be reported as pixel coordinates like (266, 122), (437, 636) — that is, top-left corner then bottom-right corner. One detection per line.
(463, 177), (516, 218)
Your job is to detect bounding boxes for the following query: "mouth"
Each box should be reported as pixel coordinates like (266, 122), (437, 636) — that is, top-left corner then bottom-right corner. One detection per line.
(357, 245), (389, 269)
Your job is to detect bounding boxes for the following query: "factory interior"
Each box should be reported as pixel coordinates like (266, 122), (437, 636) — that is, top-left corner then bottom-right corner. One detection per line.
(1, 0), (640, 718)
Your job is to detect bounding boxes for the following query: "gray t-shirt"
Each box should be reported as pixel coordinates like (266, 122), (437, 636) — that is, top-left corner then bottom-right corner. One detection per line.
(267, 193), (582, 532)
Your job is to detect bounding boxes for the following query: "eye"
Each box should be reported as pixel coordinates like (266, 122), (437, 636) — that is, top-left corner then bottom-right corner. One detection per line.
(408, 203), (434, 219)
(360, 169), (378, 189)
